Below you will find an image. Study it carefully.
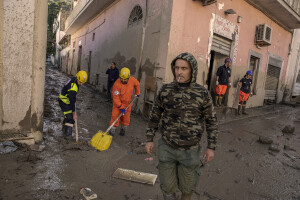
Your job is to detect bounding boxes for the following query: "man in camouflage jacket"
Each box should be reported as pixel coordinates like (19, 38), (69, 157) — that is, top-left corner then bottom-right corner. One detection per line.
(145, 52), (218, 200)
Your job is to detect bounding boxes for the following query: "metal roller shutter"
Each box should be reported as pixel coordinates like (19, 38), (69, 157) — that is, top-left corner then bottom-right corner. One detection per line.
(211, 34), (232, 56)
(264, 64), (281, 100)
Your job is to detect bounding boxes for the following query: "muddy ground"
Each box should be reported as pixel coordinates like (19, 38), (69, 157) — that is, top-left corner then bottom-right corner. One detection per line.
(0, 64), (299, 200)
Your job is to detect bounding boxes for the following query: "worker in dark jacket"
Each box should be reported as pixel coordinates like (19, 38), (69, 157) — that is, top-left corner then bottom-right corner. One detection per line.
(215, 58), (232, 106)
(237, 70), (253, 115)
(106, 62), (119, 100)
(145, 52), (218, 200)
(58, 71), (88, 139)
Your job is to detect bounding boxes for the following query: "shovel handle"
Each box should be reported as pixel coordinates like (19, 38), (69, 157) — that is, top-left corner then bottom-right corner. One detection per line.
(105, 96), (138, 133)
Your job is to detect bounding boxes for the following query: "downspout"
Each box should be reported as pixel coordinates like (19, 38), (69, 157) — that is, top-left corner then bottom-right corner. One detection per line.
(134, 0), (148, 113)
(137, 0), (148, 82)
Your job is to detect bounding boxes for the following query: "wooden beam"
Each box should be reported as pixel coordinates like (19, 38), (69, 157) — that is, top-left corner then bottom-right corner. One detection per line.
(112, 168), (157, 185)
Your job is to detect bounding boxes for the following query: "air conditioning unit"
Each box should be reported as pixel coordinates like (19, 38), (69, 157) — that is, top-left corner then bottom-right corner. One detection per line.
(256, 24), (272, 46)
(193, 0), (217, 6)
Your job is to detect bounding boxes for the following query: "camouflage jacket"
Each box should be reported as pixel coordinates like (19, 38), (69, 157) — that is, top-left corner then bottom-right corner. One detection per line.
(146, 53), (218, 150)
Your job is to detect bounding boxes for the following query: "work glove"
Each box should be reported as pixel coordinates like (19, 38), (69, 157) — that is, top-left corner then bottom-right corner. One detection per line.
(250, 92), (253, 97)
(216, 81), (219, 85)
(120, 108), (126, 115)
(228, 82), (231, 87)
(136, 95), (140, 98)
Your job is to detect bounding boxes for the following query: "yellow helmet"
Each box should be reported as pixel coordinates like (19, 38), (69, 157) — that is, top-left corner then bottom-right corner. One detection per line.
(76, 70), (88, 83)
(120, 67), (130, 79)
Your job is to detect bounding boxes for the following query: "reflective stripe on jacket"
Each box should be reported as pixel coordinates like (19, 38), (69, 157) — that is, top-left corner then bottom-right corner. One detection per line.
(59, 77), (79, 111)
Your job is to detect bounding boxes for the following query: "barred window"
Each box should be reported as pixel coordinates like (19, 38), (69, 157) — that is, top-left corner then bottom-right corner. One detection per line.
(128, 5), (143, 27)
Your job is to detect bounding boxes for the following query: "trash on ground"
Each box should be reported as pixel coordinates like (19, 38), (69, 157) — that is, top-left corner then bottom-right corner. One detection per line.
(112, 168), (157, 185)
(80, 187), (97, 200)
(0, 141), (18, 154)
(144, 157), (153, 161)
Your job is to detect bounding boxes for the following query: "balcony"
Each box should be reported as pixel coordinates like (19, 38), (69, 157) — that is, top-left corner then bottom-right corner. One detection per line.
(246, 0), (300, 29)
(65, 0), (115, 34)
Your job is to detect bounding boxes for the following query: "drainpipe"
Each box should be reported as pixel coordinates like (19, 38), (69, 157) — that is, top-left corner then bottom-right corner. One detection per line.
(137, 0), (148, 82)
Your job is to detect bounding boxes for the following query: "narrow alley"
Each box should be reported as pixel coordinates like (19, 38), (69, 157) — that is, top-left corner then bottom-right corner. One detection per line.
(0, 64), (299, 200)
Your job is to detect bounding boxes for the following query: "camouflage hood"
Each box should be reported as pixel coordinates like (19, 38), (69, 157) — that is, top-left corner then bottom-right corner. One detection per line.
(171, 52), (198, 83)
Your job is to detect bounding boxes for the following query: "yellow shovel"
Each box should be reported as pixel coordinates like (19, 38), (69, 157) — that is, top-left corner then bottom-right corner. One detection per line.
(90, 96), (137, 151)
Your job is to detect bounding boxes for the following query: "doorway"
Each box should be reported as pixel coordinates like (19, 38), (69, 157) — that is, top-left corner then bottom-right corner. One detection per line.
(208, 51), (228, 101)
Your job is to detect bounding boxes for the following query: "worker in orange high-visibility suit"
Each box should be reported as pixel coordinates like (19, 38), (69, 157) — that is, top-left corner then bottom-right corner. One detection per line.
(109, 67), (140, 136)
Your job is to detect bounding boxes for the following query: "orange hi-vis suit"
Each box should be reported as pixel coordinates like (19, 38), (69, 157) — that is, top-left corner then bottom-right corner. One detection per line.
(110, 76), (140, 127)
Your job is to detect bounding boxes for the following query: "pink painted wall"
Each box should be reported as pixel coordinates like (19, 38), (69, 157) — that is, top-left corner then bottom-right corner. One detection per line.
(165, 0), (292, 106)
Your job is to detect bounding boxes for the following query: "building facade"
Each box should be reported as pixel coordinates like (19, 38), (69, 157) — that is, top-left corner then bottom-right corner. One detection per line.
(60, 0), (300, 115)
(0, 0), (48, 143)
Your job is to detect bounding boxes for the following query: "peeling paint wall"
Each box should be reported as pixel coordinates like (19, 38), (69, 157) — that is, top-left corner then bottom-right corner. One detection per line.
(166, 0), (292, 108)
(0, 0), (47, 141)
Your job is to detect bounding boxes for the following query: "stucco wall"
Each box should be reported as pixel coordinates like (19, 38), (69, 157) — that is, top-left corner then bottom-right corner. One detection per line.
(62, 0), (173, 113)
(0, 0), (3, 129)
(1, 0), (47, 141)
(166, 0), (292, 107)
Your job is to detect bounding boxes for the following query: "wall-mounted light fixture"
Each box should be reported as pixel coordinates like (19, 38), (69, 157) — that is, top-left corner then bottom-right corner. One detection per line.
(237, 16), (242, 23)
(224, 9), (236, 15)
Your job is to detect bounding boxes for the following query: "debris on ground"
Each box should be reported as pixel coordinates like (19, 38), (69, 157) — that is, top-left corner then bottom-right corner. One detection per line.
(282, 125), (295, 134)
(29, 144), (46, 152)
(284, 145), (296, 151)
(257, 136), (273, 144)
(0, 141), (18, 154)
(269, 144), (280, 152)
(80, 187), (97, 200)
(112, 168), (157, 185)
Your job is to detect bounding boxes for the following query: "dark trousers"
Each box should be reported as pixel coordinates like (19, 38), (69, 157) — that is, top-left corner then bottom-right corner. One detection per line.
(58, 99), (75, 124)
(107, 81), (114, 99)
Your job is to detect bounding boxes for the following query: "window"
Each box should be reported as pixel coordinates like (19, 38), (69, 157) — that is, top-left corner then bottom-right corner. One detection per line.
(249, 56), (260, 95)
(92, 33), (95, 41)
(128, 5), (143, 27)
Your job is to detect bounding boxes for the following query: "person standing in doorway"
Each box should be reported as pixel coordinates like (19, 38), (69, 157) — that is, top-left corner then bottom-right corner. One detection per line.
(215, 57), (232, 106)
(58, 70), (88, 139)
(106, 62), (119, 101)
(145, 52), (218, 200)
(237, 70), (253, 115)
(109, 67), (140, 136)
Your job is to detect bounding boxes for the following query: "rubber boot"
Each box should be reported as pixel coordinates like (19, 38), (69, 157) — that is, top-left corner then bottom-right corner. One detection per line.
(214, 97), (219, 107)
(109, 126), (116, 136)
(237, 105), (241, 115)
(119, 125), (127, 136)
(64, 124), (73, 140)
(242, 106), (248, 115)
(218, 97), (223, 106)
(181, 193), (192, 200)
(163, 193), (177, 200)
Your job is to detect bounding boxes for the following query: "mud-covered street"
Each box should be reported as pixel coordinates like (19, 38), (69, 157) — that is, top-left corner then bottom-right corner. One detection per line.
(0, 64), (300, 200)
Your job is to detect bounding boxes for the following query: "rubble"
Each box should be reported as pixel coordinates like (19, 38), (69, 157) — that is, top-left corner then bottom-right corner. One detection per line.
(257, 136), (273, 144)
(269, 144), (280, 152)
(282, 125), (295, 134)
(0, 141), (18, 154)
